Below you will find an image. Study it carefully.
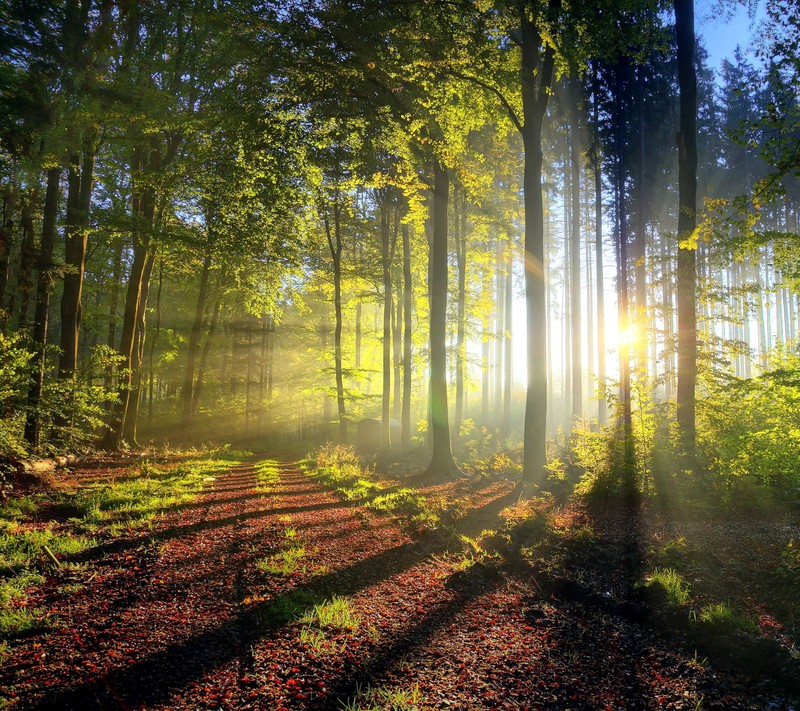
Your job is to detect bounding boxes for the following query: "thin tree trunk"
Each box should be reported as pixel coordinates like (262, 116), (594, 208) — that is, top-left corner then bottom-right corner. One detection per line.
(593, 68), (608, 427)
(0, 184), (19, 311)
(380, 197), (393, 447)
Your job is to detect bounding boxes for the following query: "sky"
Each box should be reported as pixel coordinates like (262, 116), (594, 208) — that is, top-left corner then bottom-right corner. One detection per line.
(696, 0), (766, 69)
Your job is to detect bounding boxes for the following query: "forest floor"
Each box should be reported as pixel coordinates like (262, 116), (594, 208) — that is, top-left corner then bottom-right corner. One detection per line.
(1, 454), (799, 710)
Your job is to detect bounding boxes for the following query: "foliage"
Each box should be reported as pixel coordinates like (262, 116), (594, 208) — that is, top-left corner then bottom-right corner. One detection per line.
(698, 354), (800, 505)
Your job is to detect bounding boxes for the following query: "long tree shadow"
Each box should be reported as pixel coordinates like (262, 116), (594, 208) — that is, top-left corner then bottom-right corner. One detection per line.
(33, 489), (519, 710)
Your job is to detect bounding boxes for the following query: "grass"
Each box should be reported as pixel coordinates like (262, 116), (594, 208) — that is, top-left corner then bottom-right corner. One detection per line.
(697, 602), (758, 633)
(299, 595), (361, 631)
(70, 456), (236, 531)
(0, 607), (46, 638)
(257, 545), (307, 576)
(645, 567), (692, 608)
(254, 459), (280, 493)
(339, 683), (422, 711)
(0, 451), (238, 643)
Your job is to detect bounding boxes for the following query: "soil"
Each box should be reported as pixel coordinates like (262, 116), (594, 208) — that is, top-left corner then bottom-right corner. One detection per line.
(1, 457), (798, 710)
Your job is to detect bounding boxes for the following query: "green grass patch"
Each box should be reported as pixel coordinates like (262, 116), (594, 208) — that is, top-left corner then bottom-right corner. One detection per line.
(644, 567), (691, 608)
(254, 459), (280, 493)
(697, 602), (758, 633)
(340, 683), (422, 711)
(299, 595), (360, 631)
(0, 522), (94, 572)
(365, 489), (428, 517)
(0, 570), (45, 606)
(69, 456), (236, 531)
(0, 607), (46, 638)
(256, 545), (307, 576)
(338, 478), (383, 501)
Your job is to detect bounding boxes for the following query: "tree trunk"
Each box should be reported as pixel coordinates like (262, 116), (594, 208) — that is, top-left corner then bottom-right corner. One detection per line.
(424, 160), (459, 479)
(615, 62), (635, 491)
(520, 5), (558, 485)
(0, 184), (19, 311)
(24, 167), (61, 447)
(502, 240), (513, 436)
(122, 252), (155, 445)
(401, 222), (413, 450)
(324, 198), (347, 442)
(454, 188), (467, 442)
(148, 261), (163, 422)
(675, 0), (698, 459)
(182, 250), (212, 426)
(192, 300), (220, 417)
(59, 144), (95, 379)
(569, 86), (582, 420)
(15, 191), (38, 326)
(380, 197), (392, 447)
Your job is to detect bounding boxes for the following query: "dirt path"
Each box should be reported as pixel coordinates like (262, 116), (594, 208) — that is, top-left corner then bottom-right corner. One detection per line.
(3, 459), (796, 710)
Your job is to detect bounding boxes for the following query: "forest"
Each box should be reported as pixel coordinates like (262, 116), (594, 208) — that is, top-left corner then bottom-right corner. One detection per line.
(1, 0), (799, 709)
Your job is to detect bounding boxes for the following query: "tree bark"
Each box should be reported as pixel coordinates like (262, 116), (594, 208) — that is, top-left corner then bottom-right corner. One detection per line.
(569, 84), (582, 420)
(24, 167), (61, 447)
(520, 3), (558, 485)
(58, 144), (95, 379)
(401, 222), (413, 450)
(675, 0), (698, 459)
(592, 69), (608, 425)
(183, 250), (212, 426)
(424, 160), (459, 479)
(454, 188), (467, 443)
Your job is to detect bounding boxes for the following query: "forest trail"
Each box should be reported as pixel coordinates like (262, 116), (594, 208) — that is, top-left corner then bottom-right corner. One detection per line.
(2, 458), (794, 710)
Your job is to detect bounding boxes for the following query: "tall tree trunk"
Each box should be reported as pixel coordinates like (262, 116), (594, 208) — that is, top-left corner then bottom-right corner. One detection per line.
(424, 159), (459, 478)
(122, 252), (155, 445)
(104, 238), (124, 391)
(615, 62), (635, 490)
(324, 198), (347, 442)
(502, 241), (513, 436)
(569, 86), (582, 420)
(0, 184), (19, 311)
(454, 189), (467, 442)
(15, 191), (38, 325)
(592, 69), (608, 427)
(675, 0), (698, 458)
(59, 144), (95, 378)
(380, 197), (393, 447)
(24, 167), (61, 447)
(148, 261), (163, 422)
(401, 222), (413, 450)
(634, 67), (649, 376)
(192, 300), (220, 417)
(183, 250), (212, 426)
(494, 239), (505, 429)
(520, 4), (558, 485)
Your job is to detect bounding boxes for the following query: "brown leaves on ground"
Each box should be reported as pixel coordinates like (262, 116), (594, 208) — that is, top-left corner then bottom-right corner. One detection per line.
(1, 457), (798, 710)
